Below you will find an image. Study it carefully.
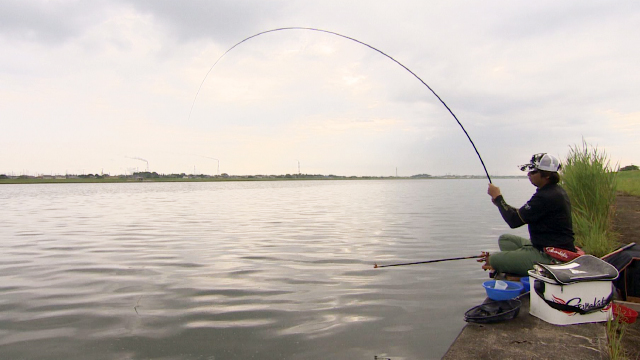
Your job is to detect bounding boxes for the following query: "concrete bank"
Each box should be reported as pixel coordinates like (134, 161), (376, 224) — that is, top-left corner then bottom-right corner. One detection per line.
(442, 295), (609, 360)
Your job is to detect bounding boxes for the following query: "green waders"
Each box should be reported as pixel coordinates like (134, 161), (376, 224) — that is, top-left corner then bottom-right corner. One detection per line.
(488, 234), (556, 277)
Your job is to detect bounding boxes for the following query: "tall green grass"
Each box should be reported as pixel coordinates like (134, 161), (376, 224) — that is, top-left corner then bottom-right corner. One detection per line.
(616, 170), (640, 196)
(561, 141), (618, 257)
(607, 318), (629, 360)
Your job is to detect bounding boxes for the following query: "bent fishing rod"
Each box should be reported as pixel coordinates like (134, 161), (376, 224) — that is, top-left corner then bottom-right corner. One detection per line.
(189, 27), (492, 183)
(374, 253), (487, 268)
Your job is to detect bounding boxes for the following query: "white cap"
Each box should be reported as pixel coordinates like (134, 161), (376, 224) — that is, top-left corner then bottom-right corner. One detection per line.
(520, 153), (562, 172)
(537, 154), (561, 172)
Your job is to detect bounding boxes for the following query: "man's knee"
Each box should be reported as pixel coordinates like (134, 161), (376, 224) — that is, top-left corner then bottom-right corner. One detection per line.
(498, 234), (512, 242)
(498, 234), (524, 251)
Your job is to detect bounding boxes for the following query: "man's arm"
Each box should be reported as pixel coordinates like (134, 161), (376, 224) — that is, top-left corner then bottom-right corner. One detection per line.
(488, 183), (525, 228)
(492, 195), (526, 228)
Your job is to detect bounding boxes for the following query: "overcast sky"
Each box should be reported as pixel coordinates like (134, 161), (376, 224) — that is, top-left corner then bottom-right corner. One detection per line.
(2, 1), (638, 177)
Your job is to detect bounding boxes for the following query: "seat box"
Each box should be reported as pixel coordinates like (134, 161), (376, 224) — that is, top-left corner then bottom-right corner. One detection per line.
(528, 271), (613, 325)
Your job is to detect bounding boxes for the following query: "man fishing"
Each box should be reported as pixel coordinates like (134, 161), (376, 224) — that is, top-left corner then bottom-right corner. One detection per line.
(483, 153), (576, 277)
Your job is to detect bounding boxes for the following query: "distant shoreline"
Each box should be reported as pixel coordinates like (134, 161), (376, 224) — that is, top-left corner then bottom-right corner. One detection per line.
(0, 175), (526, 185)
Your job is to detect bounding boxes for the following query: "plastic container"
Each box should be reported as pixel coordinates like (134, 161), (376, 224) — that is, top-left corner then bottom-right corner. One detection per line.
(520, 276), (530, 293)
(494, 280), (508, 290)
(483, 280), (523, 300)
(613, 303), (638, 324)
(528, 270), (613, 325)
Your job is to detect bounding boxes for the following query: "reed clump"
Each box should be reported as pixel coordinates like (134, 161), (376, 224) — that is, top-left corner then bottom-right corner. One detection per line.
(561, 141), (618, 257)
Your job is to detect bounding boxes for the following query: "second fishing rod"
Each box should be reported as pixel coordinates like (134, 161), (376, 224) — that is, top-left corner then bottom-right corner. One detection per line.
(374, 252), (489, 269)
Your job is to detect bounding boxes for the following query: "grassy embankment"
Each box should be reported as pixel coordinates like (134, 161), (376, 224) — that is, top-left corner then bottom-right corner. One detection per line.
(616, 169), (640, 196)
(608, 169), (640, 360)
(563, 152), (640, 256)
(562, 141), (640, 360)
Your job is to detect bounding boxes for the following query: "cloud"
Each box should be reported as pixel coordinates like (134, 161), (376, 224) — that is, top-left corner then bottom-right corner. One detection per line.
(1, 0), (639, 176)
(0, 0), (115, 44)
(123, 0), (292, 43)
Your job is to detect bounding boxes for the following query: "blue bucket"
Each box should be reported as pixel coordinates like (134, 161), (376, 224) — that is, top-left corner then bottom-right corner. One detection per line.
(482, 280), (523, 300)
(520, 277), (530, 293)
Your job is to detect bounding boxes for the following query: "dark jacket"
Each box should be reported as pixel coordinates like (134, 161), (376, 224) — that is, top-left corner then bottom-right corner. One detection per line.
(492, 183), (576, 252)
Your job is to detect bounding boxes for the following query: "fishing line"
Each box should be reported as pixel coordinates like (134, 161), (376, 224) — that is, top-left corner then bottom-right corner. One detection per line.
(189, 27), (492, 183)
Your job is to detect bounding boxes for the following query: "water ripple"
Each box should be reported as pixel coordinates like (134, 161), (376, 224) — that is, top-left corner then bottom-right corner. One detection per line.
(0, 180), (533, 359)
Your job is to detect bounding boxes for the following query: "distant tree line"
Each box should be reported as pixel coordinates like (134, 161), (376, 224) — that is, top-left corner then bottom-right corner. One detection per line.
(620, 165), (639, 171)
(133, 171), (161, 178)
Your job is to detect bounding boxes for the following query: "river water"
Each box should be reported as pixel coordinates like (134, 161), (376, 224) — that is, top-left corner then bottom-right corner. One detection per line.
(0, 179), (532, 360)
